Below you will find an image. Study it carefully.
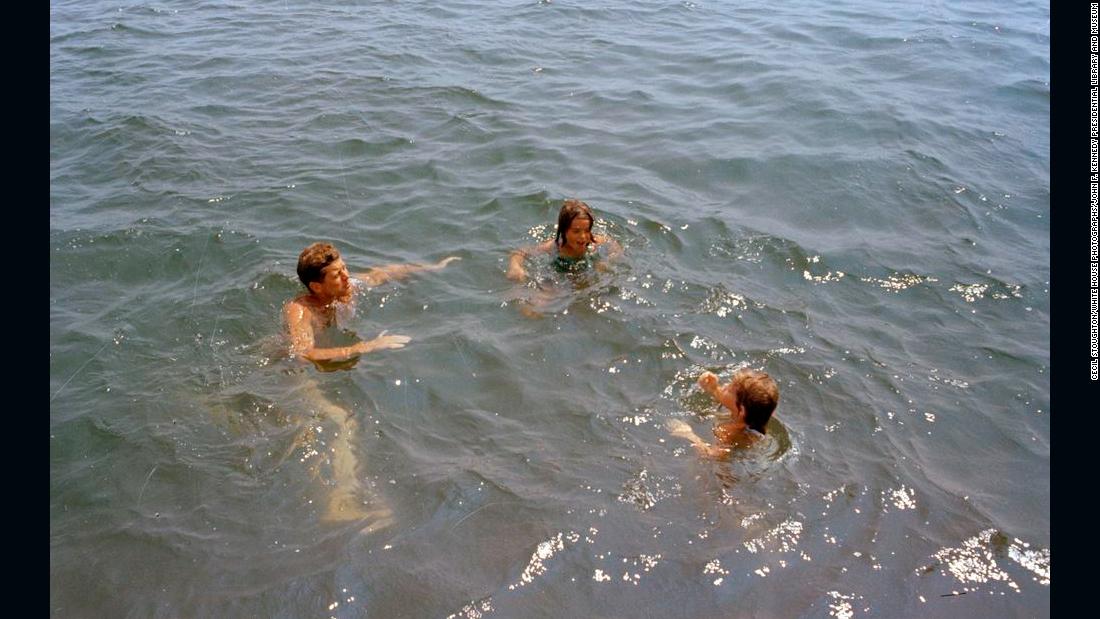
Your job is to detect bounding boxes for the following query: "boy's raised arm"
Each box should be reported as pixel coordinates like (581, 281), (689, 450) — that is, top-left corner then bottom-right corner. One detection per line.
(697, 371), (721, 399)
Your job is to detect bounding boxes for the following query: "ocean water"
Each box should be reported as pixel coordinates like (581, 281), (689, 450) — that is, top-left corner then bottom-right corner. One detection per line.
(50, 1), (1050, 617)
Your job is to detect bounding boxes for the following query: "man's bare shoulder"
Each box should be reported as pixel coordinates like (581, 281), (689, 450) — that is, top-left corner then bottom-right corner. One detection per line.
(284, 295), (318, 320)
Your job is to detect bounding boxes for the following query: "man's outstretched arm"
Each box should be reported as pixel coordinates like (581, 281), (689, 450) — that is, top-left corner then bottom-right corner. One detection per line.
(354, 256), (461, 287)
(284, 302), (410, 362)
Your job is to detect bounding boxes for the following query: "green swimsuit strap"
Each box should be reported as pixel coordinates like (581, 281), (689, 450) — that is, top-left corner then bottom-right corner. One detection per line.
(553, 250), (597, 273)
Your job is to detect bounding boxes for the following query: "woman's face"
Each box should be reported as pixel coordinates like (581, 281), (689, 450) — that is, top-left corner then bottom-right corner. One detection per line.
(563, 215), (593, 251)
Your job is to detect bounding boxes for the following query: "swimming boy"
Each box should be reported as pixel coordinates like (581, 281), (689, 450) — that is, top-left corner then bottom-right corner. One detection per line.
(285, 242), (460, 364)
(666, 369), (780, 458)
(506, 198), (623, 282)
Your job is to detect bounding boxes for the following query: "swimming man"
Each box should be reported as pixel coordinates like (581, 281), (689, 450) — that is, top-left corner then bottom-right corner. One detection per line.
(285, 242), (460, 364)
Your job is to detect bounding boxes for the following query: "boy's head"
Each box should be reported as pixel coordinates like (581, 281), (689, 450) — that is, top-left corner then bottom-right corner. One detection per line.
(731, 370), (780, 433)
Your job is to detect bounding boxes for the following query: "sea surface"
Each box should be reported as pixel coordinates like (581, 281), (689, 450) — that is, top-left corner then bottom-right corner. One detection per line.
(50, 1), (1050, 617)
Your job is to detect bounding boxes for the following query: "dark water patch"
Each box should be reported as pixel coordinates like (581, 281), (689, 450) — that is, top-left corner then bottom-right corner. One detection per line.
(993, 78), (1050, 111)
(318, 158), (463, 197)
(188, 103), (252, 119)
(50, 328), (126, 406)
(174, 53), (237, 72)
(50, 415), (130, 492)
(389, 83), (513, 111)
(423, 114), (503, 146)
(106, 20), (174, 38)
(50, 20), (113, 45)
(74, 112), (173, 147)
(299, 110), (373, 134)
(333, 135), (415, 158)
(51, 41), (136, 65)
(471, 191), (553, 220)
(53, 226), (264, 300)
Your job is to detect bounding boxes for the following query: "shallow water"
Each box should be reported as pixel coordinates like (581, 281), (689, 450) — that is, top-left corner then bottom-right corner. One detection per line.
(51, 1), (1049, 616)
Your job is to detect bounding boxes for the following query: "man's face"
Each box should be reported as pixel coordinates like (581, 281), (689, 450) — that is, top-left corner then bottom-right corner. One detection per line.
(314, 258), (351, 300)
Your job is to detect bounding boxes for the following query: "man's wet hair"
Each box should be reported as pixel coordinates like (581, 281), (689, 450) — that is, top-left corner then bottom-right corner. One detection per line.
(734, 370), (780, 433)
(297, 242), (342, 288)
(554, 198), (595, 247)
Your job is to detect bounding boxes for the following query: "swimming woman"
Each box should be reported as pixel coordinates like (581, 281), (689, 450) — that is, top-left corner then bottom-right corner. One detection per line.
(506, 198), (623, 282)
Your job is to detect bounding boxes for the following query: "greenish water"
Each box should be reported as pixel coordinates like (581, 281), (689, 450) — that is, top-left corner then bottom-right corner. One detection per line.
(52, 1), (1049, 616)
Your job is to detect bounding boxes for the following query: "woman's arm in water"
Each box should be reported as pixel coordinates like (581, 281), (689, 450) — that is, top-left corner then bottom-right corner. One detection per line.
(354, 256), (462, 287)
(592, 235), (623, 274)
(593, 234), (623, 261)
(506, 239), (554, 282)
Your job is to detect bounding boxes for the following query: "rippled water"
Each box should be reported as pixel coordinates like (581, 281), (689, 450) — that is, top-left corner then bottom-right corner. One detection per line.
(51, 1), (1049, 616)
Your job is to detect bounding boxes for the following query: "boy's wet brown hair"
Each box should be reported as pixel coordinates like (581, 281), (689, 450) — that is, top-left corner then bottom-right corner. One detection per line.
(297, 242), (341, 288)
(554, 199), (595, 247)
(733, 370), (780, 433)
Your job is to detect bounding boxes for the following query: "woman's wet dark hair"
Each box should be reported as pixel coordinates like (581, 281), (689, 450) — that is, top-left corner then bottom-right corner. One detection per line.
(554, 199), (595, 247)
